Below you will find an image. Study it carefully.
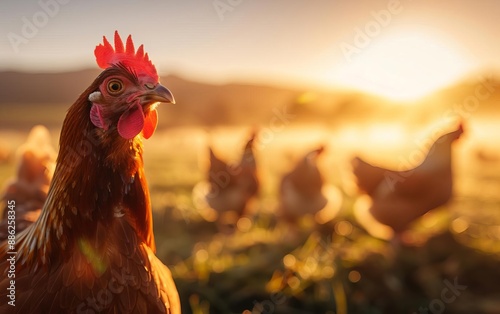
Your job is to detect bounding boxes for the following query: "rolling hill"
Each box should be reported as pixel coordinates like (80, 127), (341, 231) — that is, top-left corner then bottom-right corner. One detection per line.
(0, 69), (498, 129)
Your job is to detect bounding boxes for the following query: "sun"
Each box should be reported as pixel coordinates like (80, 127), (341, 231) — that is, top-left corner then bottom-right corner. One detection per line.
(328, 30), (474, 102)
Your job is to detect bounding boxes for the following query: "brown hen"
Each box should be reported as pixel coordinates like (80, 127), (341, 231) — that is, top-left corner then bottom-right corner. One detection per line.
(352, 123), (464, 236)
(0, 31), (180, 314)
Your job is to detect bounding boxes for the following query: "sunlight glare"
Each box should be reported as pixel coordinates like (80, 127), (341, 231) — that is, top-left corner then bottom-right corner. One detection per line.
(367, 124), (405, 143)
(329, 30), (474, 101)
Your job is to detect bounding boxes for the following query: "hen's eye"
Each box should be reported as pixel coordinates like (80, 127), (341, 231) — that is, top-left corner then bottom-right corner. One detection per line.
(107, 79), (123, 94)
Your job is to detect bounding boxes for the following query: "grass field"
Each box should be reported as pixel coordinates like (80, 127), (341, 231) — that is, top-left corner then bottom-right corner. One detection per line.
(1, 122), (500, 313)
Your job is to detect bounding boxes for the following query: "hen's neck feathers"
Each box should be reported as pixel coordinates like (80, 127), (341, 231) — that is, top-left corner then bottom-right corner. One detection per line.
(18, 70), (155, 267)
(420, 131), (459, 171)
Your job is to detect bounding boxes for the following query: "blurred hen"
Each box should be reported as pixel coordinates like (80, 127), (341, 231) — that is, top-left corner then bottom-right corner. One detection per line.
(193, 131), (259, 225)
(279, 146), (341, 226)
(0, 125), (55, 241)
(352, 123), (464, 238)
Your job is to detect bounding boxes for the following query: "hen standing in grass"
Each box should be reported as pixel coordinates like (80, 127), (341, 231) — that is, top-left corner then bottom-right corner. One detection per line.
(193, 131), (259, 225)
(279, 146), (329, 224)
(352, 123), (464, 237)
(0, 31), (180, 313)
(0, 125), (55, 241)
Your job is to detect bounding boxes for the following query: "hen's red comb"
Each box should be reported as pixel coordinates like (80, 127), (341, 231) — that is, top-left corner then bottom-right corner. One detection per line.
(94, 31), (158, 81)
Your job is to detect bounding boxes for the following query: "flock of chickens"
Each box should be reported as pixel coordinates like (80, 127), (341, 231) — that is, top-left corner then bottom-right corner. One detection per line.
(192, 123), (463, 238)
(0, 31), (464, 313)
(1, 118), (464, 240)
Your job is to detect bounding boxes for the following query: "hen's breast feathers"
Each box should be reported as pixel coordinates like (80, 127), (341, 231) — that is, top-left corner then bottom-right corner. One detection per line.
(10, 141), (153, 265)
(0, 211), (177, 313)
(0, 143), (171, 312)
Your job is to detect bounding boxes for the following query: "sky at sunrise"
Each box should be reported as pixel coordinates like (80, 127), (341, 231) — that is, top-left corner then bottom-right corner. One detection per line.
(1, 0), (500, 100)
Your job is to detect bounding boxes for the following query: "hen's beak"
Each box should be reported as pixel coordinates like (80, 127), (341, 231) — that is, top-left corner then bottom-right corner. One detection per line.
(141, 83), (175, 105)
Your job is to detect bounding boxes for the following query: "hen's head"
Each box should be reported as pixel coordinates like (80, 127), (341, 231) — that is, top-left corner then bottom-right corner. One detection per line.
(87, 31), (174, 140)
(452, 122), (464, 140)
(439, 121), (464, 144)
